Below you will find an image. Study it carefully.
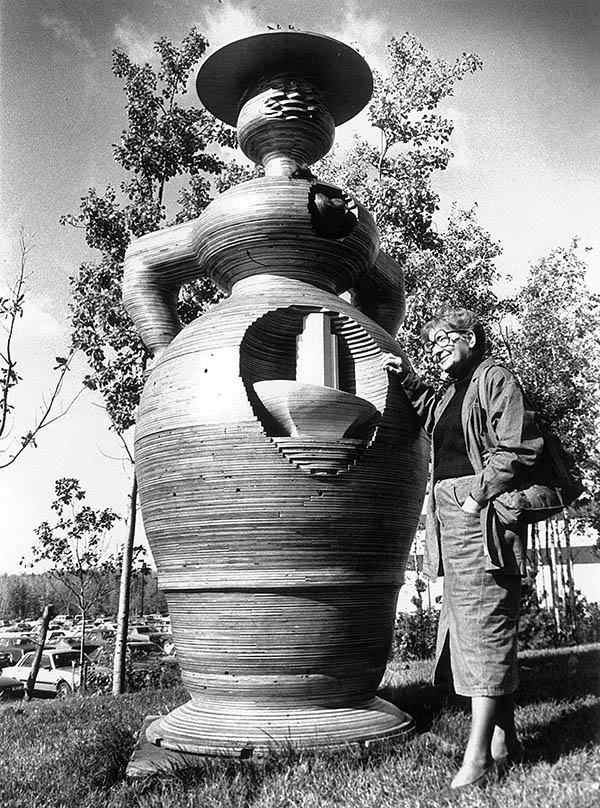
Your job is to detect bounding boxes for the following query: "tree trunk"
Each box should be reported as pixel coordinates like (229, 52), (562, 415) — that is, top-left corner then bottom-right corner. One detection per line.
(79, 608), (86, 692)
(529, 523), (540, 592)
(112, 474), (138, 695)
(545, 521), (561, 640)
(26, 604), (52, 701)
(140, 568), (146, 617)
(561, 512), (577, 640)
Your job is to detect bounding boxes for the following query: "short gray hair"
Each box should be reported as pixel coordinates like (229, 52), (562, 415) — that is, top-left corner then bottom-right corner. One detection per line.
(420, 306), (486, 351)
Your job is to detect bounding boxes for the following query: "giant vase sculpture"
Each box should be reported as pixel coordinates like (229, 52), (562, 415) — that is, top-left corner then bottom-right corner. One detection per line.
(123, 31), (429, 755)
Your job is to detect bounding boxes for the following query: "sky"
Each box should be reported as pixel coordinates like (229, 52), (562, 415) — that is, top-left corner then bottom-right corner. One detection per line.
(0, 0), (599, 574)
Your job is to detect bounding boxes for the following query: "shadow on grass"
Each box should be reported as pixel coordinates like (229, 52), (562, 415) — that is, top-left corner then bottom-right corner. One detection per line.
(517, 645), (600, 704)
(523, 701), (600, 765)
(517, 645), (600, 764)
(380, 645), (600, 766)
(379, 677), (459, 733)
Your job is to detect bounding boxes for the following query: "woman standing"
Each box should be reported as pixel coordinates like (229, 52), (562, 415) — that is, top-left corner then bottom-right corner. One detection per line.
(383, 306), (542, 789)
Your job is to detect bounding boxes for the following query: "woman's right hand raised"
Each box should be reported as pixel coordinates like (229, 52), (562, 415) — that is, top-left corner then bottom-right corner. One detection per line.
(381, 352), (406, 376)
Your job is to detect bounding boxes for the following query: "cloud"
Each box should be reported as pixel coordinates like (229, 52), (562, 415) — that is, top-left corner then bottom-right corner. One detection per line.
(334, 108), (380, 154)
(199, 1), (388, 71)
(114, 17), (157, 62)
(9, 295), (68, 346)
(330, 4), (389, 75)
(328, 5), (395, 152)
(193, 1), (386, 151)
(201, 0), (264, 52)
(40, 14), (95, 58)
(442, 107), (473, 170)
(0, 234), (20, 284)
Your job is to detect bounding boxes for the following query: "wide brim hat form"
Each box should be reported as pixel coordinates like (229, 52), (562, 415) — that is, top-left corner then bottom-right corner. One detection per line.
(196, 30), (373, 127)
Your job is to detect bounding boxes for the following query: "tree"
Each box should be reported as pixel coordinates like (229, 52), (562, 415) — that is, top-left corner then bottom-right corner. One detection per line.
(319, 34), (483, 263)
(25, 478), (123, 675)
(399, 206), (505, 383)
(314, 35), (495, 377)
(1, 231), (76, 467)
(506, 241), (600, 469)
(1, 576), (41, 621)
(62, 29), (231, 433)
(504, 241), (600, 642)
(61, 29), (232, 693)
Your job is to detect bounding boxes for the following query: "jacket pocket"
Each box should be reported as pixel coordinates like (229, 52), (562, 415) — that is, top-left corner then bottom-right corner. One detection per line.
(451, 477), (475, 510)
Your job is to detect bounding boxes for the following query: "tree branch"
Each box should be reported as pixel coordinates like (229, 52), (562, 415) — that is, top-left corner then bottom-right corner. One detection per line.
(0, 230), (30, 439)
(1, 232), (85, 469)
(0, 347), (80, 469)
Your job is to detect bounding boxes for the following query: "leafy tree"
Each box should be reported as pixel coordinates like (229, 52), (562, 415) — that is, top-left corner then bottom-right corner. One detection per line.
(319, 34), (483, 262)
(314, 35), (498, 378)
(61, 29), (234, 692)
(0, 576), (42, 621)
(503, 242), (600, 639)
(24, 478), (123, 673)
(505, 241), (600, 468)
(62, 29), (231, 433)
(400, 206), (504, 382)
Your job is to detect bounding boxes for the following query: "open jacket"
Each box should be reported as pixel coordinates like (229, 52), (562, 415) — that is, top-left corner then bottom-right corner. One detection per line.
(400, 357), (544, 580)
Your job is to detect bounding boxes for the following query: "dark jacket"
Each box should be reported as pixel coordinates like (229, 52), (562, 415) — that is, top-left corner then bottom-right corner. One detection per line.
(400, 357), (544, 580)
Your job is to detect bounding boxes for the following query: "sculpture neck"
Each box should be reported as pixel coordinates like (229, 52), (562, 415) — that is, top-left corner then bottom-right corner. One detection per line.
(237, 74), (335, 171)
(231, 273), (340, 297)
(263, 156), (301, 177)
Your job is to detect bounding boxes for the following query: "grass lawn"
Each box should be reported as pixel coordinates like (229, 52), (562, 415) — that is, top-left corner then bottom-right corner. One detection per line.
(1, 645), (598, 808)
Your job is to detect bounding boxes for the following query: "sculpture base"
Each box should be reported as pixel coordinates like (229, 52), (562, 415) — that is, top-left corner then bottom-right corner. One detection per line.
(146, 696), (413, 757)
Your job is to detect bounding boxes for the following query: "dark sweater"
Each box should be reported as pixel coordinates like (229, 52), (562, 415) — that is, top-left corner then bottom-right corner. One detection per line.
(433, 362), (479, 482)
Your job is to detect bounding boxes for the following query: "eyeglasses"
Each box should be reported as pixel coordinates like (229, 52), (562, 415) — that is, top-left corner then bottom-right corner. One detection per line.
(422, 329), (471, 353)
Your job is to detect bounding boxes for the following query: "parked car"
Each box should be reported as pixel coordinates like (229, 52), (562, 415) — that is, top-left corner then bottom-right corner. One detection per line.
(91, 640), (171, 672)
(45, 630), (67, 644)
(128, 641), (173, 668)
(127, 625), (164, 645)
(2, 648), (87, 697)
(0, 636), (37, 664)
(55, 637), (102, 657)
(14, 622), (34, 632)
(0, 674), (24, 701)
(87, 640), (180, 692)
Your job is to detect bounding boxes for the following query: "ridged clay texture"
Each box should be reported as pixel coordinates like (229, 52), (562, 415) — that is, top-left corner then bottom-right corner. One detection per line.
(123, 32), (429, 756)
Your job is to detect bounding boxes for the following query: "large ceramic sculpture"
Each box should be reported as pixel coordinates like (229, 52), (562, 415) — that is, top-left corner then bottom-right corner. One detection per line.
(123, 31), (429, 755)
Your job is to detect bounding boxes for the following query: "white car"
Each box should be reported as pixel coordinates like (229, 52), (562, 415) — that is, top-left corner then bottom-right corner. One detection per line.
(2, 649), (86, 697)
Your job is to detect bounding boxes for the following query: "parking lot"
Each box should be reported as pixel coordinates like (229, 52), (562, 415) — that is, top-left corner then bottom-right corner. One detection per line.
(0, 613), (177, 699)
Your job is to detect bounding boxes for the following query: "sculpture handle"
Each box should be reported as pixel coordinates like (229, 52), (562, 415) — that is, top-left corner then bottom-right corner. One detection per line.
(351, 249), (406, 337)
(123, 220), (206, 358)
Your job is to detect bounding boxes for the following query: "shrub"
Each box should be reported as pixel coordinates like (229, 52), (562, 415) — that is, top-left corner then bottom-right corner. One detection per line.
(518, 579), (558, 650)
(518, 601), (558, 650)
(85, 657), (181, 694)
(518, 577), (600, 650)
(392, 577), (600, 662)
(391, 606), (439, 662)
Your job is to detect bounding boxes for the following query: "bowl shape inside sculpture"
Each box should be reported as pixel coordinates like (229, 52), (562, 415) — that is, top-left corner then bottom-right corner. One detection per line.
(252, 379), (380, 439)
